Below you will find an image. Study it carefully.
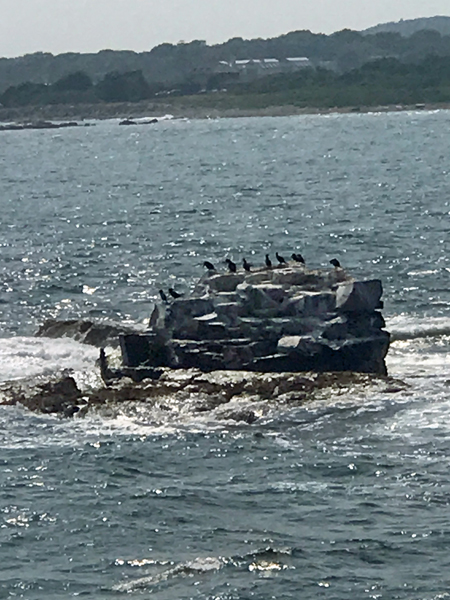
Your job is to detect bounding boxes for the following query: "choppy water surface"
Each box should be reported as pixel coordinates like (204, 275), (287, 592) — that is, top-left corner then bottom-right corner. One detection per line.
(2, 112), (450, 598)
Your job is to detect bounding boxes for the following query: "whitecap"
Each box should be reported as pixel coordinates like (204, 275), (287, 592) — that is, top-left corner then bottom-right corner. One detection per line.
(0, 336), (99, 384)
(387, 314), (450, 341)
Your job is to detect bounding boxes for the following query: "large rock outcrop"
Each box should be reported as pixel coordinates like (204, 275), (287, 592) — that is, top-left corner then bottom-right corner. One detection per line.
(121, 263), (390, 375)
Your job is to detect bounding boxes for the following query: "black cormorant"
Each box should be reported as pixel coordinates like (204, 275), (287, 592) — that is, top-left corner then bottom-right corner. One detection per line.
(276, 252), (287, 265)
(330, 258), (341, 268)
(292, 253), (305, 264)
(265, 254), (272, 268)
(159, 289), (169, 303)
(243, 258), (251, 272)
(99, 348), (114, 387)
(225, 258), (237, 273)
(168, 288), (183, 299)
(203, 261), (215, 271)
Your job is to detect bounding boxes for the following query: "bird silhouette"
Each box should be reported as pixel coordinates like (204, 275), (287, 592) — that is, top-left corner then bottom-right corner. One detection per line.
(330, 258), (341, 268)
(243, 258), (251, 272)
(276, 252), (287, 265)
(99, 348), (112, 386)
(225, 258), (237, 273)
(291, 253), (305, 264)
(265, 254), (272, 268)
(203, 261), (215, 271)
(168, 288), (183, 299)
(159, 289), (169, 303)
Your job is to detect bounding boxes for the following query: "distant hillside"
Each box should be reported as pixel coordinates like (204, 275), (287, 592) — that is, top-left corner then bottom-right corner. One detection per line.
(364, 16), (450, 37)
(2, 22), (450, 96)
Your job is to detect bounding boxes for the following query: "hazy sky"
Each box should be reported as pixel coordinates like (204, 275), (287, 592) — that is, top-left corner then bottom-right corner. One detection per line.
(1, 0), (450, 58)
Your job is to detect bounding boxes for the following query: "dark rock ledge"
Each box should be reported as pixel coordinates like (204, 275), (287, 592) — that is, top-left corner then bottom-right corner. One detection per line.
(35, 318), (141, 347)
(0, 120), (87, 131)
(0, 262), (397, 420)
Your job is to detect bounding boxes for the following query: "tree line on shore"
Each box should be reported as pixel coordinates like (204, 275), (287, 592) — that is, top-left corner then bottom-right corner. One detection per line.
(1, 54), (450, 110)
(0, 70), (158, 107)
(1, 19), (450, 95)
(232, 55), (450, 108)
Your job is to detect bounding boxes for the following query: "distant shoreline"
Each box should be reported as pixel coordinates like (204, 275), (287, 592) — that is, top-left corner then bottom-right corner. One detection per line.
(1, 100), (450, 124)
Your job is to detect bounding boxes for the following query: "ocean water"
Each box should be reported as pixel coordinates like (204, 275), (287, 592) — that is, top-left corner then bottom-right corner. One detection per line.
(1, 111), (450, 598)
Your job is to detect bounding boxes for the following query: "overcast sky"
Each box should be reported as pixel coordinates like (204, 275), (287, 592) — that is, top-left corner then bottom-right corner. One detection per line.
(1, 0), (450, 58)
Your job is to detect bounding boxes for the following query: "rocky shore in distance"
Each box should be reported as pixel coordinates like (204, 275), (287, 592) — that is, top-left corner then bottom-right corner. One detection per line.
(0, 120), (84, 131)
(0, 115), (159, 131)
(0, 99), (448, 127)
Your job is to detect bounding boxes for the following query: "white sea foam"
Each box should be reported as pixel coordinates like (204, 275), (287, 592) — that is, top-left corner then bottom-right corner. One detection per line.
(368, 382), (450, 446)
(387, 314), (450, 341)
(387, 344), (450, 379)
(385, 314), (450, 380)
(371, 315), (450, 441)
(112, 556), (224, 592)
(0, 336), (99, 384)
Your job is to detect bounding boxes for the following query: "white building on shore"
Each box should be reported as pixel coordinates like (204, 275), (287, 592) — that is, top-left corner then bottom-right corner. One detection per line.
(234, 57), (311, 79)
(209, 56), (313, 87)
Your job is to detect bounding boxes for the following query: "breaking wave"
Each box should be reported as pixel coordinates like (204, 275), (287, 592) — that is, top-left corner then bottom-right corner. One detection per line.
(112, 545), (294, 592)
(0, 337), (98, 381)
(387, 315), (450, 341)
(0, 336), (100, 387)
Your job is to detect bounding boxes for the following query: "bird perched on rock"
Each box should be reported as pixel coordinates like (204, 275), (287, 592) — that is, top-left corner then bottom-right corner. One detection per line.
(243, 258), (251, 272)
(276, 252), (287, 265)
(149, 304), (159, 328)
(99, 348), (116, 387)
(265, 254), (272, 268)
(159, 289), (169, 303)
(225, 258), (237, 273)
(330, 258), (341, 268)
(203, 261), (215, 271)
(292, 253), (305, 264)
(168, 288), (183, 299)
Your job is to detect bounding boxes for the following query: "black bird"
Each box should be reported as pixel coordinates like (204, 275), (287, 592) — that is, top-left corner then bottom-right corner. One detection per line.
(159, 289), (169, 303)
(291, 253), (305, 264)
(203, 261), (215, 271)
(99, 347), (111, 386)
(99, 348), (116, 387)
(276, 252), (287, 265)
(265, 254), (272, 268)
(99, 347), (123, 387)
(168, 288), (183, 299)
(330, 258), (341, 268)
(243, 258), (251, 272)
(225, 258), (237, 273)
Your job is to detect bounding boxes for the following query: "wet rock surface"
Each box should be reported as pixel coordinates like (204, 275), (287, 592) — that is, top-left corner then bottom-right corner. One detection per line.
(0, 375), (86, 417)
(0, 368), (408, 422)
(36, 319), (143, 348)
